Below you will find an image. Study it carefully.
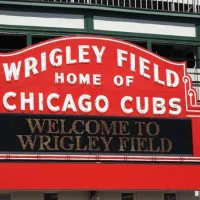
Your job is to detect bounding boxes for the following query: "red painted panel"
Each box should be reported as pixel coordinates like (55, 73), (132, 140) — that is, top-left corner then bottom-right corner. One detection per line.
(192, 118), (200, 156)
(0, 163), (200, 190)
(0, 36), (200, 190)
(0, 36), (192, 117)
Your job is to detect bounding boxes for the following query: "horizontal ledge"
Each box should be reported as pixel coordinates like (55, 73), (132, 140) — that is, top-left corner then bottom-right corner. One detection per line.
(0, 0), (200, 19)
(0, 154), (197, 162)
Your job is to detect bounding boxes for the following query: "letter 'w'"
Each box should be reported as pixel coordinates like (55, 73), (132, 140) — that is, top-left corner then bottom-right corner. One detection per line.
(17, 135), (37, 150)
(25, 118), (46, 133)
(3, 61), (21, 81)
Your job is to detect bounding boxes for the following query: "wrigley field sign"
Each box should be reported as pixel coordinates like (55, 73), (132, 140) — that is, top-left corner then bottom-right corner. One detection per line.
(0, 114), (192, 155)
(0, 36), (196, 117)
(0, 36), (200, 161)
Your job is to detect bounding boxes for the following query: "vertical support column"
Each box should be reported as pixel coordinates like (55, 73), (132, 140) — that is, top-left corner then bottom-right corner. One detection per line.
(147, 40), (152, 51)
(196, 24), (200, 68)
(84, 13), (94, 33)
(26, 33), (32, 47)
(197, 46), (200, 68)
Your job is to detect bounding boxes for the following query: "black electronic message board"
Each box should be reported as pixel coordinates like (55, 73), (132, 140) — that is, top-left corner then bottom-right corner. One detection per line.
(0, 114), (193, 155)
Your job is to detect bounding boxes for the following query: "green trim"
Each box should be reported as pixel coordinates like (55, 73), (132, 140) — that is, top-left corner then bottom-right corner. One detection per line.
(197, 47), (200, 68)
(90, 30), (199, 44)
(1, 22), (195, 43)
(147, 40), (152, 51)
(0, 1), (199, 49)
(197, 24), (200, 41)
(84, 14), (94, 32)
(26, 33), (32, 46)
(0, 15), (197, 42)
(196, 26), (200, 68)
(0, 0), (198, 42)
(0, 24), (199, 46)
(0, 24), (85, 34)
(0, 0), (200, 19)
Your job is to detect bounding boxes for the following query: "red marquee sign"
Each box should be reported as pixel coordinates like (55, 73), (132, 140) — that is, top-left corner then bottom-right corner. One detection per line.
(0, 36), (199, 117)
(1, 36), (200, 190)
(0, 36), (200, 158)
